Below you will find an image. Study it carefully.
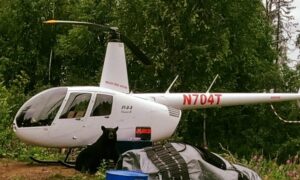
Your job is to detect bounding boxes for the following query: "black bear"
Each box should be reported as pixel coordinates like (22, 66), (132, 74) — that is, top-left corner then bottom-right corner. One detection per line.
(75, 126), (119, 174)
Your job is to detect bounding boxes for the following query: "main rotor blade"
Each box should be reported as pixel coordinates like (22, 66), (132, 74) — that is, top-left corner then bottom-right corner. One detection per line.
(120, 34), (152, 65)
(44, 19), (151, 65)
(44, 20), (114, 32)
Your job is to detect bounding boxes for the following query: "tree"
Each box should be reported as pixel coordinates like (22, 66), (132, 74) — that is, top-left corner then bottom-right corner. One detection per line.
(265, 0), (297, 65)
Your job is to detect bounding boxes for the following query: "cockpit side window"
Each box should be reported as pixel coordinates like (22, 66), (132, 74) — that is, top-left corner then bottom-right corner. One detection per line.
(91, 94), (113, 116)
(60, 93), (91, 119)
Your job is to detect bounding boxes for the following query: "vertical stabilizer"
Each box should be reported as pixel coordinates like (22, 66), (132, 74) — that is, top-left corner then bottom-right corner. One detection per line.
(100, 42), (129, 93)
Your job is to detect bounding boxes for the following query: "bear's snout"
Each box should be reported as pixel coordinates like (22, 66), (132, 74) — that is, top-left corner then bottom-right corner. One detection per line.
(108, 131), (115, 140)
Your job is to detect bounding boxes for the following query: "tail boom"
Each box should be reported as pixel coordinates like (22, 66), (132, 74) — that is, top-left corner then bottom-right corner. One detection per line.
(135, 93), (300, 110)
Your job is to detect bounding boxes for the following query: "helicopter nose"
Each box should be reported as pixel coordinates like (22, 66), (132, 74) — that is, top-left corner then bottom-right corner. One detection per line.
(14, 126), (51, 147)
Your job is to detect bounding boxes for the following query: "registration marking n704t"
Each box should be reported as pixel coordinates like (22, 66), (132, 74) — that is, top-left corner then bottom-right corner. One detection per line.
(183, 94), (222, 106)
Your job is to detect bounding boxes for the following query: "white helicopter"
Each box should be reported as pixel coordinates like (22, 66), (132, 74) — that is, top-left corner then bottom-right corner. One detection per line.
(13, 20), (300, 162)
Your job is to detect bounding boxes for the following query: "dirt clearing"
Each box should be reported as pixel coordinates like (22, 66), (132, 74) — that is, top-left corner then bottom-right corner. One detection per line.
(0, 159), (80, 180)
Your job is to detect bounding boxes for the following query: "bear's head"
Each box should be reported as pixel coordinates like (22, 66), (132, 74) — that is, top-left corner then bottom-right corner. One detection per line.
(101, 126), (118, 141)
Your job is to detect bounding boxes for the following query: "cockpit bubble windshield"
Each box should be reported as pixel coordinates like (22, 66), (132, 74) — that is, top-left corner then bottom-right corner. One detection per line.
(16, 87), (67, 127)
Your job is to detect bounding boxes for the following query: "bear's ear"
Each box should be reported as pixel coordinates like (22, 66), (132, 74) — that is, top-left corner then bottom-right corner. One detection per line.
(115, 127), (119, 131)
(101, 126), (106, 131)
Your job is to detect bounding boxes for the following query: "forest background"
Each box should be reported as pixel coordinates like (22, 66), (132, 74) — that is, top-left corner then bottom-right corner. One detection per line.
(1, 0), (300, 172)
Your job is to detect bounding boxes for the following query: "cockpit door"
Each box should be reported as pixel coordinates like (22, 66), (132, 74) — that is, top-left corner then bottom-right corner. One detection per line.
(48, 92), (116, 147)
(48, 92), (93, 147)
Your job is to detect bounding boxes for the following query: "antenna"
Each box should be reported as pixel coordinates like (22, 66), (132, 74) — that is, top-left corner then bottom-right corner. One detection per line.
(166, 75), (179, 93)
(48, 2), (55, 84)
(48, 49), (53, 82)
(206, 74), (219, 93)
(297, 88), (300, 108)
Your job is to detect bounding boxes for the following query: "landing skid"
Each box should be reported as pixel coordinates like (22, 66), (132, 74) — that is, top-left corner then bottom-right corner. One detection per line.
(30, 148), (75, 165)
(30, 156), (61, 164)
(58, 160), (75, 168)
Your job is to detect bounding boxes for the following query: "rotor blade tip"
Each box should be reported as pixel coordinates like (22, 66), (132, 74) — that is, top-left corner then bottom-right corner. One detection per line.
(44, 20), (57, 24)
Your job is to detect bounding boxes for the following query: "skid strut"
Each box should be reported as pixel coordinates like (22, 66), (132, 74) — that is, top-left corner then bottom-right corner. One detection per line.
(30, 148), (75, 165)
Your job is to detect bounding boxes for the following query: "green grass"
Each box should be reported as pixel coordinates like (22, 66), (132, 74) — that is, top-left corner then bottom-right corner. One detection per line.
(1, 137), (300, 180)
(222, 153), (300, 180)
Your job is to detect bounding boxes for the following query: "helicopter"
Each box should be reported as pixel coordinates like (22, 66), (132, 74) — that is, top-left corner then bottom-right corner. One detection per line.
(13, 20), (300, 162)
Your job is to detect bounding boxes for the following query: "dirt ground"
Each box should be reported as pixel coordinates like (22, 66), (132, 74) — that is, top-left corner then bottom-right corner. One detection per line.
(0, 158), (80, 180)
